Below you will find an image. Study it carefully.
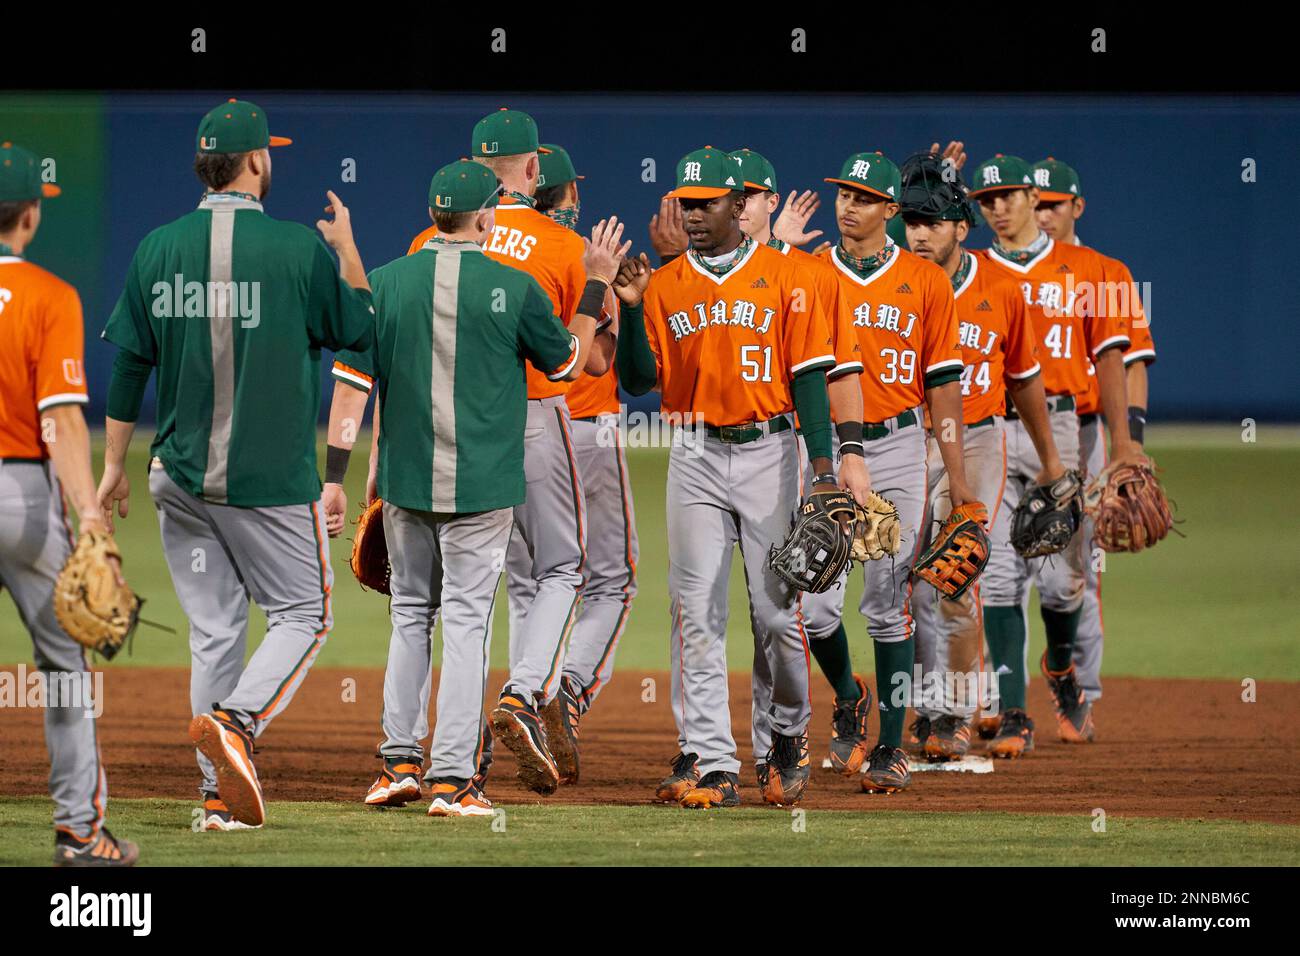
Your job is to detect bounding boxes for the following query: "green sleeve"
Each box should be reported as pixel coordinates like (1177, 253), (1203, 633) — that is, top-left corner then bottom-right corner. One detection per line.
(306, 236), (375, 353)
(924, 366), (962, 389)
(518, 280), (579, 379)
(101, 249), (156, 362)
(105, 347), (153, 422)
(614, 301), (658, 396)
(792, 368), (832, 461)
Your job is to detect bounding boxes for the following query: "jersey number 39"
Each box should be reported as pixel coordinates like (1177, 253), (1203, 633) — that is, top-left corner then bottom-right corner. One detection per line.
(879, 348), (916, 385)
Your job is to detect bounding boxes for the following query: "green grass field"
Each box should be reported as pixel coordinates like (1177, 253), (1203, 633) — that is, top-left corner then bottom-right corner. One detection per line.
(4, 797), (1299, 867)
(3, 423), (1297, 866)
(2, 424), (1296, 679)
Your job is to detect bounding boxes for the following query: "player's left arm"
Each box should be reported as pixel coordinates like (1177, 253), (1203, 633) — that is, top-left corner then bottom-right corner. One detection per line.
(1114, 259), (1154, 445)
(920, 273), (975, 506)
(36, 285), (105, 534)
(783, 275), (838, 493)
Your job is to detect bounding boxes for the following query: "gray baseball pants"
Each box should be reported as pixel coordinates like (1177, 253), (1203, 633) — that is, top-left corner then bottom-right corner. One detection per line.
(912, 419), (1008, 719)
(504, 396), (586, 706)
(0, 460), (105, 839)
(379, 503), (512, 781)
(666, 420), (812, 777)
(149, 461), (332, 796)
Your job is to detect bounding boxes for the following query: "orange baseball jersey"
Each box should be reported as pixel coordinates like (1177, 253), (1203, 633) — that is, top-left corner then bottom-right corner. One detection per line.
(771, 239), (863, 381)
(641, 242), (834, 425)
(976, 238), (1129, 399)
(817, 244), (963, 422)
(566, 288), (621, 419)
(1076, 253), (1156, 415)
(406, 196), (586, 400)
(952, 253), (1040, 425)
(0, 257), (88, 459)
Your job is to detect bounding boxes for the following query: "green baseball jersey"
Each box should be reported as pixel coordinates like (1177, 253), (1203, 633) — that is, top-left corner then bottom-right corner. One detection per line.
(334, 239), (579, 513)
(103, 193), (375, 506)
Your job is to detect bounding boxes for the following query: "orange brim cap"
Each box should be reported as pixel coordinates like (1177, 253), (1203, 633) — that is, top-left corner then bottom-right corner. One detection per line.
(666, 185), (732, 199)
(1036, 190), (1075, 202)
(823, 178), (892, 200)
(269, 135), (293, 147)
(41, 183), (61, 197)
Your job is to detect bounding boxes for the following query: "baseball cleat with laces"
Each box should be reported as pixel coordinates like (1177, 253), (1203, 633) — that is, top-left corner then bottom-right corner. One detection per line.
(828, 676), (873, 774)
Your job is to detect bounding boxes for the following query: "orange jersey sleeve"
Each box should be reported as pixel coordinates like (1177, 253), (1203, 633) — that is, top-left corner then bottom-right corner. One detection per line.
(1099, 255), (1155, 366)
(642, 243), (833, 426)
(788, 244), (861, 379)
(566, 290), (622, 419)
(0, 260), (88, 459)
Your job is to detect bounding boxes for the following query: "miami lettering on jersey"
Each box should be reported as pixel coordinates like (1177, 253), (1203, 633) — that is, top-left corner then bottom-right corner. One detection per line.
(952, 254), (1040, 425)
(818, 244), (962, 422)
(643, 242), (833, 426)
(976, 238), (1129, 398)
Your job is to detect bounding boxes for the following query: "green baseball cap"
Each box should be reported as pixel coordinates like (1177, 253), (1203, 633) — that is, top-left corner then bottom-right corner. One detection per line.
(471, 108), (551, 158)
(1031, 157), (1082, 202)
(428, 160), (502, 213)
(196, 99), (291, 154)
(729, 148), (778, 193)
(537, 144), (582, 190)
(666, 146), (744, 199)
(825, 151), (900, 201)
(0, 142), (59, 200)
(968, 154), (1034, 198)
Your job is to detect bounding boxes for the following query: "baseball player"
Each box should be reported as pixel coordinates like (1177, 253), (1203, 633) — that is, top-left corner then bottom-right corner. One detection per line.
(1031, 157), (1157, 712)
(329, 160), (621, 815)
(98, 100), (376, 828)
(616, 147), (837, 809)
(333, 110), (614, 796)
(967, 153), (1141, 756)
(788, 150), (972, 794)
(0, 142), (138, 866)
(527, 144), (636, 782)
(721, 148), (873, 790)
(898, 154), (1066, 760)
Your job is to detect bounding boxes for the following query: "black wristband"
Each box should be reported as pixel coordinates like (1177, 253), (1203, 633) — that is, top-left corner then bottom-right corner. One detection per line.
(577, 278), (608, 323)
(836, 421), (864, 445)
(325, 444), (351, 485)
(1127, 406), (1147, 446)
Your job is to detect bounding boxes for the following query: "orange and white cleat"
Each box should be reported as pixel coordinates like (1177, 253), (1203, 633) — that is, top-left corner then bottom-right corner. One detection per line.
(54, 827), (139, 867)
(988, 708), (1035, 758)
(426, 778), (494, 818)
(189, 709), (264, 827)
(365, 757), (424, 807)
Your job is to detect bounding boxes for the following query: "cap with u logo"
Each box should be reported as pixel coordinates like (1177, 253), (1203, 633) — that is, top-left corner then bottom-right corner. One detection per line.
(429, 159), (501, 212)
(968, 154), (1034, 198)
(471, 108), (552, 158)
(824, 150), (900, 201)
(1031, 157), (1082, 202)
(665, 146), (744, 199)
(0, 142), (60, 200)
(537, 144), (583, 189)
(729, 148), (778, 193)
(196, 99), (292, 154)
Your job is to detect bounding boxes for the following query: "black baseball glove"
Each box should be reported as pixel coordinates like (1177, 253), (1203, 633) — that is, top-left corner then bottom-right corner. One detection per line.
(1010, 469), (1084, 558)
(768, 489), (856, 593)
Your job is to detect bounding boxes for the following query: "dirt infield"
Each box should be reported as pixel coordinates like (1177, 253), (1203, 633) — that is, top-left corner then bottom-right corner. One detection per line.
(2, 667), (1296, 824)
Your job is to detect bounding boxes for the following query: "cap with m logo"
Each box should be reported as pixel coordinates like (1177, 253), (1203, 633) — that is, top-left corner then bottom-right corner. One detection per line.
(729, 147), (778, 193)
(666, 146), (743, 199)
(824, 150), (900, 201)
(1031, 157), (1082, 202)
(968, 154), (1034, 198)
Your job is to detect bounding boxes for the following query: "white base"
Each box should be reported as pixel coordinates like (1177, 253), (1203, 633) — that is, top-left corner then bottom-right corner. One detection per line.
(820, 755), (993, 774)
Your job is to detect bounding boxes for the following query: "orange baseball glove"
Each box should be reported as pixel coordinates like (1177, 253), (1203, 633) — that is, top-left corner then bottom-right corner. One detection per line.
(350, 497), (391, 594)
(914, 501), (990, 600)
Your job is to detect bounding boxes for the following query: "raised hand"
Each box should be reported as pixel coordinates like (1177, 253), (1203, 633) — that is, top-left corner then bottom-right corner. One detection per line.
(613, 252), (653, 306)
(772, 190), (824, 247)
(648, 196), (688, 259)
(584, 216), (632, 284)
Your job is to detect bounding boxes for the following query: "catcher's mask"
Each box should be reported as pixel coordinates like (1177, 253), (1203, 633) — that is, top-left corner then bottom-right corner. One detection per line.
(898, 152), (976, 225)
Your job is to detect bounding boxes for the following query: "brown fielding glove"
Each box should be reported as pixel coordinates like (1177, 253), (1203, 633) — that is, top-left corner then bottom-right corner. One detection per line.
(53, 529), (142, 661)
(850, 492), (901, 562)
(914, 501), (990, 600)
(350, 497), (392, 594)
(1084, 461), (1174, 553)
